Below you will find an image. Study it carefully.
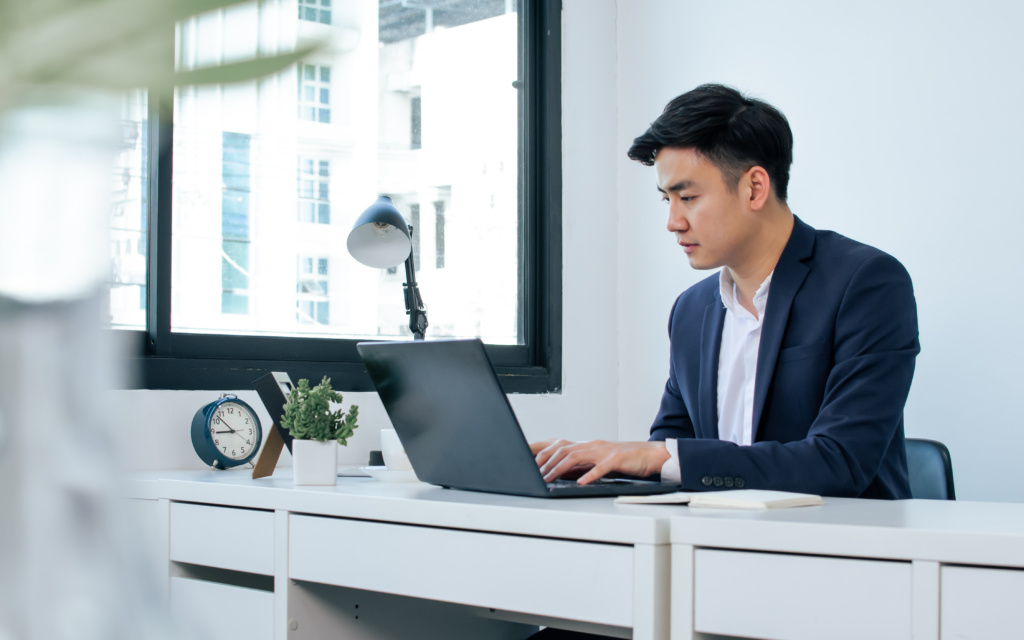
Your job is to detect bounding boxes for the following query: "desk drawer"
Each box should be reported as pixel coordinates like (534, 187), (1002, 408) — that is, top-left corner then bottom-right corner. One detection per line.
(941, 565), (1024, 639)
(289, 515), (635, 627)
(170, 502), (275, 575)
(170, 576), (274, 640)
(694, 549), (911, 640)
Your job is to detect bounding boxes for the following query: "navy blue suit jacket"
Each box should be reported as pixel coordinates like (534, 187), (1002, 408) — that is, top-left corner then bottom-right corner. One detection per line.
(649, 216), (919, 499)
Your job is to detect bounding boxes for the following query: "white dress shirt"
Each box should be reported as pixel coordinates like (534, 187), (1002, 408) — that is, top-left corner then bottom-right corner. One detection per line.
(661, 269), (773, 483)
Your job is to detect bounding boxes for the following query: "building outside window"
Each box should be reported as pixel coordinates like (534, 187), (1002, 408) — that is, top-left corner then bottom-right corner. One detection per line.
(170, 0), (520, 342)
(297, 256), (329, 325)
(409, 202), (421, 271)
(435, 199), (446, 269)
(108, 89), (147, 329)
(221, 132), (252, 315)
(298, 158), (330, 224)
(410, 95), (422, 150)
(298, 0), (331, 25)
(298, 63), (331, 123)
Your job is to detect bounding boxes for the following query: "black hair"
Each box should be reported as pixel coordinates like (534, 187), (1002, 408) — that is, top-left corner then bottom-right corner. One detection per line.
(627, 84), (793, 202)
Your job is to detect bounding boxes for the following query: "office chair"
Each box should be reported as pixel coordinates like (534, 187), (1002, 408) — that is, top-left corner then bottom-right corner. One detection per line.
(905, 438), (956, 500)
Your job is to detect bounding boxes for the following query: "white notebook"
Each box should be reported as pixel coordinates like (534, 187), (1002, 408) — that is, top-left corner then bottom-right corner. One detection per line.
(616, 489), (823, 510)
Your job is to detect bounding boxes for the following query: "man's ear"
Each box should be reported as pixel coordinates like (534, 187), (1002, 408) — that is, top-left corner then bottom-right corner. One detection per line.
(746, 166), (772, 211)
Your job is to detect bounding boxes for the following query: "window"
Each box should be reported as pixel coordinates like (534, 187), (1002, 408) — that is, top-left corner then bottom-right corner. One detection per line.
(297, 257), (330, 325)
(298, 158), (331, 224)
(298, 63), (331, 123)
(108, 89), (148, 330)
(298, 0), (331, 25)
(222, 132), (252, 315)
(435, 200), (446, 269)
(410, 95), (422, 150)
(409, 203), (421, 271)
(128, 0), (561, 393)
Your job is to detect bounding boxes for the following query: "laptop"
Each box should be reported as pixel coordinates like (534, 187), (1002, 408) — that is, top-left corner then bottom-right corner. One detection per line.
(357, 338), (676, 498)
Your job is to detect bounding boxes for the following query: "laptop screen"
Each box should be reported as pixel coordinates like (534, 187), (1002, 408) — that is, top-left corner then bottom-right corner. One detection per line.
(357, 339), (549, 495)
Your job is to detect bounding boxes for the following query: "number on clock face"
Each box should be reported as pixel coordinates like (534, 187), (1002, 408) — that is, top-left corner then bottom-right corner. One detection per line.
(209, 402), (258, 460)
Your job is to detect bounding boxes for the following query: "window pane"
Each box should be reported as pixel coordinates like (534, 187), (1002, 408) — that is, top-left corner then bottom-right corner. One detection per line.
(173, 0), (518, 342)
(108, 89), (148, 329)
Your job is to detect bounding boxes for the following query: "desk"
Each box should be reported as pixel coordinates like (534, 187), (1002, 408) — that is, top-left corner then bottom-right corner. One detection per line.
(129, 474), (1024, 640)
(668, 498), (1024, 640)
(129, 470), (673, 640)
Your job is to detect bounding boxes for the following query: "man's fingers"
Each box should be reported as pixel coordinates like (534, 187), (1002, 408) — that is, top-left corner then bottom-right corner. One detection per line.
(532, 438), (573, 468)
(577, 463), (612, 485)
(543, 456), (593, 482)
(575, 449), (619, 485)
(541, 441), (669, 484)
(528, 438), (556, 455)
(540, 445), (594, 481)
(540, 441), (587, 474)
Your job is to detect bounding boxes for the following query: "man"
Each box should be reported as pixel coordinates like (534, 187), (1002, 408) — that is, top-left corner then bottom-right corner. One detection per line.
(534, 84), (919, 499)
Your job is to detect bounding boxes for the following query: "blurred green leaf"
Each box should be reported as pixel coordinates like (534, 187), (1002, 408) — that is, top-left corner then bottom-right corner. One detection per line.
(0, 0), (323, 97)
(172, 45), (322, 89)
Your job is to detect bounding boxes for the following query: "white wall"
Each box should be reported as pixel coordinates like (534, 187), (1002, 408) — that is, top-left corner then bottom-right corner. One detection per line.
(615, 0), (1024, 503)
(116, 0), (1024, 503)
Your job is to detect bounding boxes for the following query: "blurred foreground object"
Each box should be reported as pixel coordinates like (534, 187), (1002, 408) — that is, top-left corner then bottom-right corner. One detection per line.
(0, 1), (321, 638)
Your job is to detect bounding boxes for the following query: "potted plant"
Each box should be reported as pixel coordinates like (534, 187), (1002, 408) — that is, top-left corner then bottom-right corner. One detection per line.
(280, 376), (359, 486)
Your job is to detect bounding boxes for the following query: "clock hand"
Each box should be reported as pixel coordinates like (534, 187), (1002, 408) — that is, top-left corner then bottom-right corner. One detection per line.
(217, 418), (240, 434)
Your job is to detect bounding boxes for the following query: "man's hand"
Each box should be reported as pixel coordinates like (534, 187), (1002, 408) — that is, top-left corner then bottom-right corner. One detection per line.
(530, 438), (670, 485)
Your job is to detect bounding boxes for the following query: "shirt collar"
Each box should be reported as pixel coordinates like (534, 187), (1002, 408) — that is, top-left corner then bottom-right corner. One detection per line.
(719, 269), (774, 319)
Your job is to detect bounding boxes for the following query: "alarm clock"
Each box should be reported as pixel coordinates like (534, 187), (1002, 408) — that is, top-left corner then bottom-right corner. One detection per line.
(191, 394), (263, 469)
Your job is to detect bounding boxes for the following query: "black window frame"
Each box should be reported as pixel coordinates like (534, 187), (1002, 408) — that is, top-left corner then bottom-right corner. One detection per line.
(127, 0), (561, 394)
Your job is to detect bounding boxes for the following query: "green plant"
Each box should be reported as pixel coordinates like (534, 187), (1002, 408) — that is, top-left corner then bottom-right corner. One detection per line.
(280, 376), (359, 445)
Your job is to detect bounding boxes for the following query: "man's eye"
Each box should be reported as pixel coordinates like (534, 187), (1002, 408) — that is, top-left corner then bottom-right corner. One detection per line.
(680, 196), (695, 203)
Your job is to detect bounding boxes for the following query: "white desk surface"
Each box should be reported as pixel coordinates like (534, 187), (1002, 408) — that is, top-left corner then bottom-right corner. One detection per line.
(128, 469), (673, 545)
(670, 497), (1024, 568)
(129, 471), (1024, 567)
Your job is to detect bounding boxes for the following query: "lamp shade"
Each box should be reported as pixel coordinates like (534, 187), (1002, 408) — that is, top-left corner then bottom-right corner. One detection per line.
(346, 195), (412, 269)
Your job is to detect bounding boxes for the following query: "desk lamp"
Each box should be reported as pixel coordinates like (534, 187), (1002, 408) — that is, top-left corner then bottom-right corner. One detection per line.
(346, 195), (428, 339)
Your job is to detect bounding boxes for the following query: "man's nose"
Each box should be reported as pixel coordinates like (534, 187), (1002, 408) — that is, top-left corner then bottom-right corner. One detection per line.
(667, 203), (688, 232)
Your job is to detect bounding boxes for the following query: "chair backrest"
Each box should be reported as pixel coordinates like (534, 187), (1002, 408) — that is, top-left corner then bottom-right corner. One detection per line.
(905, 438), (956, 500)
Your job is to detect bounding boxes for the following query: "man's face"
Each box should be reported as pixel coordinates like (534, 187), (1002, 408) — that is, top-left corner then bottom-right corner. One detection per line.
(654, 146), (758, 272)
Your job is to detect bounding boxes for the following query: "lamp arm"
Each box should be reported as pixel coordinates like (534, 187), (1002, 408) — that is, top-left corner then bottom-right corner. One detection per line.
(402, 226), (428, 340)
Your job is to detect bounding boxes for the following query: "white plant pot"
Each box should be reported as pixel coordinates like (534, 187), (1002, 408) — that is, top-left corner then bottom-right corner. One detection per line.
(291, 440), (338, 486)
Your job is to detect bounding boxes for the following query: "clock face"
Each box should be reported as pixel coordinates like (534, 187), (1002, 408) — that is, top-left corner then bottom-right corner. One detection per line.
(208, 401), (260, 461)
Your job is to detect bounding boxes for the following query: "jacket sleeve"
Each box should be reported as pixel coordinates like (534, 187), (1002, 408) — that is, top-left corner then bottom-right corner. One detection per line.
(671, 252), (919, 497)
(649, 294), (697, 443)
(649, 374), (696, 442)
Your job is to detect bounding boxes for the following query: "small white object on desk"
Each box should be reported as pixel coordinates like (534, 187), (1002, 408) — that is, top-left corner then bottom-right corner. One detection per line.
(360, 466), (420, 483)
(615, 492), (692, 504)
(380, 428), (413, 471)
(616, 489), (823, 509)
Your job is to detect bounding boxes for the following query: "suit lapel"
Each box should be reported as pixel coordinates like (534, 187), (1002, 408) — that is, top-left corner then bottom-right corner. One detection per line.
(699, 291), (726, 439)
(751, 216), (814, 440)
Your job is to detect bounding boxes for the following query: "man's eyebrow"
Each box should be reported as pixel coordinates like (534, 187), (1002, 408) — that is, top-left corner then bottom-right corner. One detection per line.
(657, 180), (693, 194)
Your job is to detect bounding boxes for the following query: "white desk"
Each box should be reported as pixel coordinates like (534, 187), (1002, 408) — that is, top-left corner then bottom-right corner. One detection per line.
(129, 473), (1024, 640)
(129, 469), (673, 640)
(668, 498), (1024, 640)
